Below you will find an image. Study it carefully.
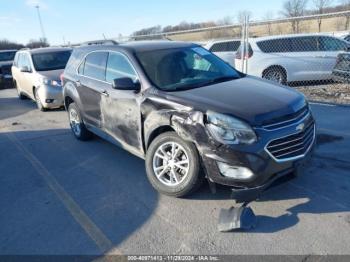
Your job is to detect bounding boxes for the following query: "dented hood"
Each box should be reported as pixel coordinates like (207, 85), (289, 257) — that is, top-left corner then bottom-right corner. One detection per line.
(164, 76), (306, 126)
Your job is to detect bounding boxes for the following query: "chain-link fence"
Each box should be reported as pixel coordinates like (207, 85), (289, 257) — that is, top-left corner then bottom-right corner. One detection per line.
(84, 11), (350, 104)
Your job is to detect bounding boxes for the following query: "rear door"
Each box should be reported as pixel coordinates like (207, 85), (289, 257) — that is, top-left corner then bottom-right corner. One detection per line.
(77, 51), (109, 127)
(318, 36), (348, 75)
(20, 53), (34, 97)
(288, 36), (324, 81)
(102, 51), (143, 154)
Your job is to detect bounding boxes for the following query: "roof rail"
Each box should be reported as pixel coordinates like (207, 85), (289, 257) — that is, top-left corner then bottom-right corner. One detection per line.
(81, 40), (118, 46)
(19, 47), (30, 51)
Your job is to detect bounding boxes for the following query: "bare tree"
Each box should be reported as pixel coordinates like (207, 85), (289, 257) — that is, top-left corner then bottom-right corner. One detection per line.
(342, 0), (350, 30)
(313, 0), (332, 32)
(263, 11), (274, 35)
(0, 39), (24, 50)
(282, 0), (308, 33)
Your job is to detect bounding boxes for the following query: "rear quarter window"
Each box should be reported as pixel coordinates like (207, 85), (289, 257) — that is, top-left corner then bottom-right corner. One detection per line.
(210, 41), (240, 52)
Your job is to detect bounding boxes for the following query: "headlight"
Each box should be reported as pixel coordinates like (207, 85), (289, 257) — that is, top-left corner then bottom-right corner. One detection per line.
(206, 111), (257, 145)
(39, 77), (61, 87)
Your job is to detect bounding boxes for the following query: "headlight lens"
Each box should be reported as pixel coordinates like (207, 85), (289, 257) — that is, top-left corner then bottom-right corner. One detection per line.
(206, 111), (257, 145)
(39, 78), (61, 87)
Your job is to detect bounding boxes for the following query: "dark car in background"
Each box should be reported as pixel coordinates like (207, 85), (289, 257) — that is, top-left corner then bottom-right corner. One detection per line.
(332, 52), (350, 83)
(0, 49), (17, 89)
(62, 41), (315, 200)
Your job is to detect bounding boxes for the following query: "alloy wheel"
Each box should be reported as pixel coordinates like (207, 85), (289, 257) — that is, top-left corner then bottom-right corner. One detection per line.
(69, 108), (81, 137)
(152, 142), (190, 187)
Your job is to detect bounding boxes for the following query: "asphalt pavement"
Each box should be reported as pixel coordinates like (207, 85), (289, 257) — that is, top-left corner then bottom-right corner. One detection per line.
(0, 88), (349, 255)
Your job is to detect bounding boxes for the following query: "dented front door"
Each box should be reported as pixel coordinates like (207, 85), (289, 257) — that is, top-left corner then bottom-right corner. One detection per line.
(100, 51), (143, 154)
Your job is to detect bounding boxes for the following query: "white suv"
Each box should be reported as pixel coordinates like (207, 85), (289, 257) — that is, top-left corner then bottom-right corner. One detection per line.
(12, 47), (72, 110)
(235, 34), (350, 84)
(205, 39), (241, 67)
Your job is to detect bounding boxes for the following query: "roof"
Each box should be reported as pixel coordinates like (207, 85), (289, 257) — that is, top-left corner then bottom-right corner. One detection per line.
(0, 49), (17, 53)
(250, 33), (343, 42)
(76, 40), (198, 53)
(20, 47), (72, 54)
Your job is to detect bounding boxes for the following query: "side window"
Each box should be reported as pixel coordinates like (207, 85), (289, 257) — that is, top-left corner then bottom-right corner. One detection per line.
(210, 41), (240, 52)
(319, 37), (347, 51)
(257, 39), (292, 53)
(106, 52), (137, 83)
(17, 53), (24, 68)
(83, 52), (108, 81)
(291, 37), (319, 52)
(20, 54), (32, 70)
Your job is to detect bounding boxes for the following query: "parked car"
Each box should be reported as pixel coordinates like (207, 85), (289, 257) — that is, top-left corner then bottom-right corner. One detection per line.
(12, 47), (72, 111)
(204, 39), (241, 67)
(62, 41), (315, 200)
(235, 34), (350, 84)
(332, 52), (350, 83)
(0, 49), (17, 89)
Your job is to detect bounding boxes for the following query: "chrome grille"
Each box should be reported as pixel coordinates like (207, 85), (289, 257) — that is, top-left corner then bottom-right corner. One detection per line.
(266, 121), (315, 161)
(262, 106), (309, 130)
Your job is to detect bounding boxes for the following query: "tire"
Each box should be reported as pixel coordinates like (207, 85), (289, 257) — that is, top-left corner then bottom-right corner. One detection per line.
(68, 102), (93, 141)
(263, 67), (287, 85)
(14, 81), (27, 100)
(34, 88), (46, 111)
(145, 132), (203, 197)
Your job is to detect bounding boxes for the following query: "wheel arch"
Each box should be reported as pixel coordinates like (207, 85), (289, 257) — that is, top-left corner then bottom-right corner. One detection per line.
(145, 125), (176, 150)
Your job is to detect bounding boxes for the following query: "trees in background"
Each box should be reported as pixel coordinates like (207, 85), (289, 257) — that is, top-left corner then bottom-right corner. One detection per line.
(0, 40), (24, 50)
(282, 0), (308, 33)
(0, 38), (49, 50)
(313, 0), (332, 32)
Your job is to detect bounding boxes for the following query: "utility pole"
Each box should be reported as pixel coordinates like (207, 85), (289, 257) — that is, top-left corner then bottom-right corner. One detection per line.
(35, 5), (47, 43)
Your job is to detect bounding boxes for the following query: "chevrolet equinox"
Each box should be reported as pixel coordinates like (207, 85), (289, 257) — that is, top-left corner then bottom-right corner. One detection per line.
(62, 41), (315, 199)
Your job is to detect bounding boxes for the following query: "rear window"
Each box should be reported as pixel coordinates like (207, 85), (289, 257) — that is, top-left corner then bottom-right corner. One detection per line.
(0, 51), (16, 62)
(209, 41), (240, 52)
(32, 51), (72, 71)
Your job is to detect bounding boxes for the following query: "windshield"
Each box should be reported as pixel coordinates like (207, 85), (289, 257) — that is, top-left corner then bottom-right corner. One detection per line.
(135, 46), (242, 91)
(0, 51), (16, 62)
(32, 51), (72, 71)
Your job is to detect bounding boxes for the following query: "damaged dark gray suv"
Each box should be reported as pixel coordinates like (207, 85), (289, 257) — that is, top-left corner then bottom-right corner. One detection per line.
(62, 41), (315, 199)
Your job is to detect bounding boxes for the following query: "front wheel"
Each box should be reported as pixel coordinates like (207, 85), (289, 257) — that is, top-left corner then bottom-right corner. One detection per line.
(263, 68), (287, 85)
(68, 103), (93, 141)
(145, 132), (203, 197)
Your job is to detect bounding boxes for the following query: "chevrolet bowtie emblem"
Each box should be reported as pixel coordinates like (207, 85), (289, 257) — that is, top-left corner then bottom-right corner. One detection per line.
(296, 123), (305, 132)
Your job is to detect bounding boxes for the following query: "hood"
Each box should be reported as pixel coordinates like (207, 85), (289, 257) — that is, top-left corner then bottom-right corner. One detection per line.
(37, 69), (64, 82)
(164, 76), (306, 126)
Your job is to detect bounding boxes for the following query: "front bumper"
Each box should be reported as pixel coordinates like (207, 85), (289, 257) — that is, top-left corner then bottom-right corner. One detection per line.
(200, 113), (316, 202)
(37, 84), (64, 109)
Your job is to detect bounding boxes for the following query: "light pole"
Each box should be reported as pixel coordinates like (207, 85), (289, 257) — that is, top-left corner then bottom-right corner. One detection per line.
(35, 5), (47, 43)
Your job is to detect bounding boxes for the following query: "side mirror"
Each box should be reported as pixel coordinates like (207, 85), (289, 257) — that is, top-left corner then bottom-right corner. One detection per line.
(112, 77), (140, 91)
(20, 66), (31, 73)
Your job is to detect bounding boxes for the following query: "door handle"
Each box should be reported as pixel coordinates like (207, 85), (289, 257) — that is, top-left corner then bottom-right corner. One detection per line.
(101, 90), (109, 97)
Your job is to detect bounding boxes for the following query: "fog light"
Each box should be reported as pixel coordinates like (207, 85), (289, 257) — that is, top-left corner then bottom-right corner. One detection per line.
(45, 99), (54, 103)
(217, 162), (254, 180)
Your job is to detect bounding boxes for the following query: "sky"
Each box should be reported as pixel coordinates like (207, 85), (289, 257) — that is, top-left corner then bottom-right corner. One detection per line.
(0, 0), (315, 45)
